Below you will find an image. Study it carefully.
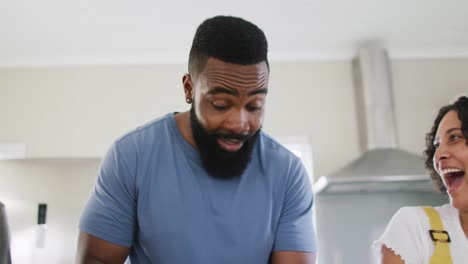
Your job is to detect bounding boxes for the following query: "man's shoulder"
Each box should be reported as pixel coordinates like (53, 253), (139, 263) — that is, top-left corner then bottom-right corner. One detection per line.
(105, 113), (177, 158)
(115, 113), (174, 145)
(259, 132), (299, 160)
(257, 132), (303, 169)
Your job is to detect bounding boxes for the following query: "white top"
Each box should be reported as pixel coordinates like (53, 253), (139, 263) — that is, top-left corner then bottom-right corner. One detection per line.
(373, 204), (468, 264)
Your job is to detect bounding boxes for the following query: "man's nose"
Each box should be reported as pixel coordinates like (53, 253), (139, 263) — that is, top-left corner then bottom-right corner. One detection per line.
(224, 110), (250, 134)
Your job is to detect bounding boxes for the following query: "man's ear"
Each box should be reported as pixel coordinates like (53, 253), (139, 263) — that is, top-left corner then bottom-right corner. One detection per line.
(182, 74), (193, 104)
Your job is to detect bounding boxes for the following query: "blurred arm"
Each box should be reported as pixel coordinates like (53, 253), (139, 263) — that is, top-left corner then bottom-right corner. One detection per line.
(380, 245), (405, 264)
(76, 231), (130, 264)
(270, 251), (316, 264)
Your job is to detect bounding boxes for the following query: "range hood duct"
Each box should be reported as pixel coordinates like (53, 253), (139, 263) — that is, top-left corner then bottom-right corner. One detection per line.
(314, 45), (433, 194)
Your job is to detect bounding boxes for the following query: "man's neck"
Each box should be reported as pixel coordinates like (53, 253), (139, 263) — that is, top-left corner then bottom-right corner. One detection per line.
(175, 111), (197, 148)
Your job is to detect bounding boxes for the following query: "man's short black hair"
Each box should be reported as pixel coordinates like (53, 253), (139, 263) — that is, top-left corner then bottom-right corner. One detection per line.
(188, 15), (269, 76)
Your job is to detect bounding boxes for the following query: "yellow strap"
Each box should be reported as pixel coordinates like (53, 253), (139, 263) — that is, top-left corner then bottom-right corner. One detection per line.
(422, 206), (453, 264)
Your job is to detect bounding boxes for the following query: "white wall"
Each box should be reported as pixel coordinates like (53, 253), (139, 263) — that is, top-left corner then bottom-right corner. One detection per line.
(1, 59), (467, 177)
(392, 59), (468, 155)
(0, 159), (100, 263)
(0, 58), (467, 263)
(0, 64), (187, 158)
(267, 58), (468, 177)
(265, 61), (358, 177)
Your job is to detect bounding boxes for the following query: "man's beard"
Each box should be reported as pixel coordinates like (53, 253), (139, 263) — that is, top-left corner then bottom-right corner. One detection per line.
(190, 106), (260, 179)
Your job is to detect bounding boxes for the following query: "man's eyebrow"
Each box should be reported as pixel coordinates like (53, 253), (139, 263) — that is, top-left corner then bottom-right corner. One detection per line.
(207, 87), (268, 97)
(207, 87), (238, 96)
(248, 88), (268, 96)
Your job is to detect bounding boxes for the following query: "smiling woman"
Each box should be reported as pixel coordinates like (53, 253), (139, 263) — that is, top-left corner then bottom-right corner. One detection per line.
(373, 96), (468, 264)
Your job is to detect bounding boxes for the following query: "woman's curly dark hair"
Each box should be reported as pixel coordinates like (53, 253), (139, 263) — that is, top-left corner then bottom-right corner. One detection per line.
(424, 96), (468, 193)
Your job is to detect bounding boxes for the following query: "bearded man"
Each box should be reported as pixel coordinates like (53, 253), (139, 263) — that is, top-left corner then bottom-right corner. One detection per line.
(76, 15), (317, 264)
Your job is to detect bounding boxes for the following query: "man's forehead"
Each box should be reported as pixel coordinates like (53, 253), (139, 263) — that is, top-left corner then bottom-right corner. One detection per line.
(204, 74), (269, 92)
(202, 57), (269, 75)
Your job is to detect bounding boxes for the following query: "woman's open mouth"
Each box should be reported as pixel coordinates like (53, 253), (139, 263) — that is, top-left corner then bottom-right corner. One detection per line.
(441, 168), (465, 194)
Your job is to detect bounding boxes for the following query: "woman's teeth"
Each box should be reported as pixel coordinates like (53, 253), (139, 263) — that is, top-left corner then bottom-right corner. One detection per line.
(441, 168), (464, 176)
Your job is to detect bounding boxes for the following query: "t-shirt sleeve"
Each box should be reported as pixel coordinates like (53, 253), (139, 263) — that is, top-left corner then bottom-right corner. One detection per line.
(79, 141), (137, 247)
(372, 207), (428, 264)
(273, 159), (317, 253)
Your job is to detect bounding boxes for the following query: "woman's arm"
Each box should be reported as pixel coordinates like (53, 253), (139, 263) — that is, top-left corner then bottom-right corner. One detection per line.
(380, 244), (405, 264)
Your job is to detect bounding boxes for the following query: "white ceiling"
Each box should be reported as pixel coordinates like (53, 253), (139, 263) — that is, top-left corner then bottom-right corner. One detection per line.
(1, 0), (468, 67)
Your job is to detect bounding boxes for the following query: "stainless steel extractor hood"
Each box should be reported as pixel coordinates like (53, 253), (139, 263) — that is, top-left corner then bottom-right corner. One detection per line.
(314, 44), (434, 194)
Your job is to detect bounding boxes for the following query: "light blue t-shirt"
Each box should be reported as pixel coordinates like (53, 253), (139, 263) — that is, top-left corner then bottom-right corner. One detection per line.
(79, 113), (316, 263)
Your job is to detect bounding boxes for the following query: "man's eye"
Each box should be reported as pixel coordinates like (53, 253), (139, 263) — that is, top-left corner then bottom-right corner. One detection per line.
(246, 105), (262, 112)
(212, 102), (228, 111)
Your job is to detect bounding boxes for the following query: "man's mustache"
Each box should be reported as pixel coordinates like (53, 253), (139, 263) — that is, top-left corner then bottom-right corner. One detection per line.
(213, 132), (251, 141)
